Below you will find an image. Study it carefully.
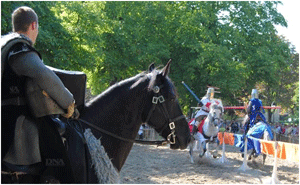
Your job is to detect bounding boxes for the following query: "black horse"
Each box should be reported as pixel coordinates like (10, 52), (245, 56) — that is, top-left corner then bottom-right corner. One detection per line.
(77, 61), (191, 183)
(1, 61), (191, 183)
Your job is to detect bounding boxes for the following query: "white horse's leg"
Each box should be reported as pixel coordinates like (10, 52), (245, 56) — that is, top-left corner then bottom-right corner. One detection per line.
(205, 142), (214, 158)
(212, 140), (218, 158)
(262, 130), (271, 165)
(198, 135), (207, 158)
(189, 140), (195, 164)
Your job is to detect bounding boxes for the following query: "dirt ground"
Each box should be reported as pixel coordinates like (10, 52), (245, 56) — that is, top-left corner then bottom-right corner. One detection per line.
(120, 143), (299, 184)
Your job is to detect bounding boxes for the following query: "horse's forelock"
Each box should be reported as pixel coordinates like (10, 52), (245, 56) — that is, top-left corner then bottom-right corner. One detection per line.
(147, 70), (158, 92)
(147, 65), (164, 91)
(147, 68), (178, 98)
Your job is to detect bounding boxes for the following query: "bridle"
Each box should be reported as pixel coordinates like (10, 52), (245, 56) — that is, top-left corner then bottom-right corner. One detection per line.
(79, 84), (186, 146)
(210, 107), (223, 127)
(144, 85), (186, 144)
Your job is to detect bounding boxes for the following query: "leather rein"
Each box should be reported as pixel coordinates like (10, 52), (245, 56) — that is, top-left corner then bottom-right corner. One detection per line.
(79, 85), (186, 146)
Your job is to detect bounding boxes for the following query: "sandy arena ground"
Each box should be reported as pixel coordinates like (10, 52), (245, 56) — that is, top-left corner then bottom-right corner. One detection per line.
(120, 143), (299, 184)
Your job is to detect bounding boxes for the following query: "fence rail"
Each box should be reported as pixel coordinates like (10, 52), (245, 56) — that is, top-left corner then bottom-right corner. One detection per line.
(274, 133), (299, 144)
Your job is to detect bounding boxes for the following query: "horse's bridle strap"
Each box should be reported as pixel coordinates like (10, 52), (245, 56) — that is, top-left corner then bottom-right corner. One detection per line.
(79, 118), (168, 146)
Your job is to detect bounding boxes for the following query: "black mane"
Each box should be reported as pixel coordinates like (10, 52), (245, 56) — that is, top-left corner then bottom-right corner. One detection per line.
(85, 66), (177, 108)
(85, 71), (148, 107)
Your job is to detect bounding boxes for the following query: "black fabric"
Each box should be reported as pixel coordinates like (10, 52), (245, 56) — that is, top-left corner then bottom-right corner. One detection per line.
(1, 61), (28, 157)
(1, 106), (27, 160)
(1, 172), (41, 183)
(1, 52), (27, 101)
(2, 117), (92, 183)
(64, 119), (87, 183)
(37, 116), (75, 183)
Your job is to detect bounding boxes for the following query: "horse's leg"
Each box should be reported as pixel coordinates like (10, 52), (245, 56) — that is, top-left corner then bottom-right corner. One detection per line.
(199, 141), (206, 158)
(248, 149), (255, 160)
(189, 141), (194, 164)
(262, 154), (267, 165)
(212, 141), (218, 158)
(262, 130), (270, 165)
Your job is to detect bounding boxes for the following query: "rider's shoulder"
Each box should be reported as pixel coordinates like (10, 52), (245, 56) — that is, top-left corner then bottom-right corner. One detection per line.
(2, 33), (32, 47)
(2, 33), (35, 61)
(7, 42), (33, 60)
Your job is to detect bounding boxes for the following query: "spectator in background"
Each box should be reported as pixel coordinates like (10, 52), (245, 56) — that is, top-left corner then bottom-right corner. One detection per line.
(275, 123), (281, 134)
(292, 124), (298, 135)
(285, 124), (294, 135)
(281, 124), (286, 135)
(230, 121), (239, 133)
(270, 123), (275, 130)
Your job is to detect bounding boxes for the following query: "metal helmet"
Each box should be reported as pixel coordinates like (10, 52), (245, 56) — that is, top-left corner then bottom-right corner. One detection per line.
(206, 88), (214, 100)
(251, 89), (259, 99)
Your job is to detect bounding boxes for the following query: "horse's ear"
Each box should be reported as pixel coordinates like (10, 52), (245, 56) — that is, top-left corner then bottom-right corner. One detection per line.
(148, 63), (155, 72)
(162, 59), (171, 77)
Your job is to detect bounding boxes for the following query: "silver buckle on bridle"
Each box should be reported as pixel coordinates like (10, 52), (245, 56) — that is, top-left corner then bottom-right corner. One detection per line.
(167, 122), (176, 144)
(150, 85), (179, 145)
(152, 95), (165, 104)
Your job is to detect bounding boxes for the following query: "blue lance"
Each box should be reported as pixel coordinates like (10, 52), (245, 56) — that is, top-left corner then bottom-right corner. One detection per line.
(181, 81), (201, 103)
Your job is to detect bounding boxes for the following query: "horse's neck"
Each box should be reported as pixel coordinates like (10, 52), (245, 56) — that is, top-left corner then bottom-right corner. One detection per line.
(80, 77), (151, 171)
(203, 112), (218, 136)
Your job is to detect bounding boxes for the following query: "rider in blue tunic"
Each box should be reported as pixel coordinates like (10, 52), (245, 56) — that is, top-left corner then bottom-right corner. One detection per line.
(248, 90), (267, 126)
(237, 89), (273, 155)
(244, 89), (267, 134)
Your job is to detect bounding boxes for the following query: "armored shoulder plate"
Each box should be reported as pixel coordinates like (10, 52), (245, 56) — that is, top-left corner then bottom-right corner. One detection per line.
(1, 33), (33, 78)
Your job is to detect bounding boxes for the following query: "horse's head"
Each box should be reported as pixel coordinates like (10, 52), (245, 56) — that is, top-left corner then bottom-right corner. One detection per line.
(209, 103), (223, 127)
(144, 60), (191, 149)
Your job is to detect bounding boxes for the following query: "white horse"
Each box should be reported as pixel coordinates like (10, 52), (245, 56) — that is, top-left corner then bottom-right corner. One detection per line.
(189, 102), (223, 163)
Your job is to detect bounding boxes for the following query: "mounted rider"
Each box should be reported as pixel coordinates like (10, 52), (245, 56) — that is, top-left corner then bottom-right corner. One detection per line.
(244, 89), (267, 134)
(189, 88), (223, 150)
(1, 6), (80, 183)
(190, 88), (224, 134)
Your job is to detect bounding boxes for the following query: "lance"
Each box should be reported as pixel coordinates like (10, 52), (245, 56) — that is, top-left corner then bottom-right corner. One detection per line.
(181, 81), (201, 103)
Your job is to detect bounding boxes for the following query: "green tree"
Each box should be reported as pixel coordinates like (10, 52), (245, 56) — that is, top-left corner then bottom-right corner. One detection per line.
(2, 1), (297, 116)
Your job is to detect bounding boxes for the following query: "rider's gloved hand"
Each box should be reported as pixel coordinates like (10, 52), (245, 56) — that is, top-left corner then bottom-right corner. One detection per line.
(71, 108), (80, 119)
(62, 100), (75, 119)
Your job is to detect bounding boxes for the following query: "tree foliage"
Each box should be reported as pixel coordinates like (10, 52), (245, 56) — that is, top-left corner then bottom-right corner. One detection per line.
(1, 1), (298, 116)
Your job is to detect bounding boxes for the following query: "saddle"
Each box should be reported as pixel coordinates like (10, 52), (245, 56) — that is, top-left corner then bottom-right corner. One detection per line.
(2, 116), (89, 183)
(188, 118), (205, 134)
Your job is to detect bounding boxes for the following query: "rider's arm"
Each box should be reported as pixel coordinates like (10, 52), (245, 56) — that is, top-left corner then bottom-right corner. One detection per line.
(9, 51), (74, 110)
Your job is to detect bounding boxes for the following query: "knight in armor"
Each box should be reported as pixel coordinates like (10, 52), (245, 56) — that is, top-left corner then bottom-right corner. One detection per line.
(1, 6), (78, 183)
(244, 89), (267, 134)
(191, 88), (214, 134)
(188, 88), (215, 155)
